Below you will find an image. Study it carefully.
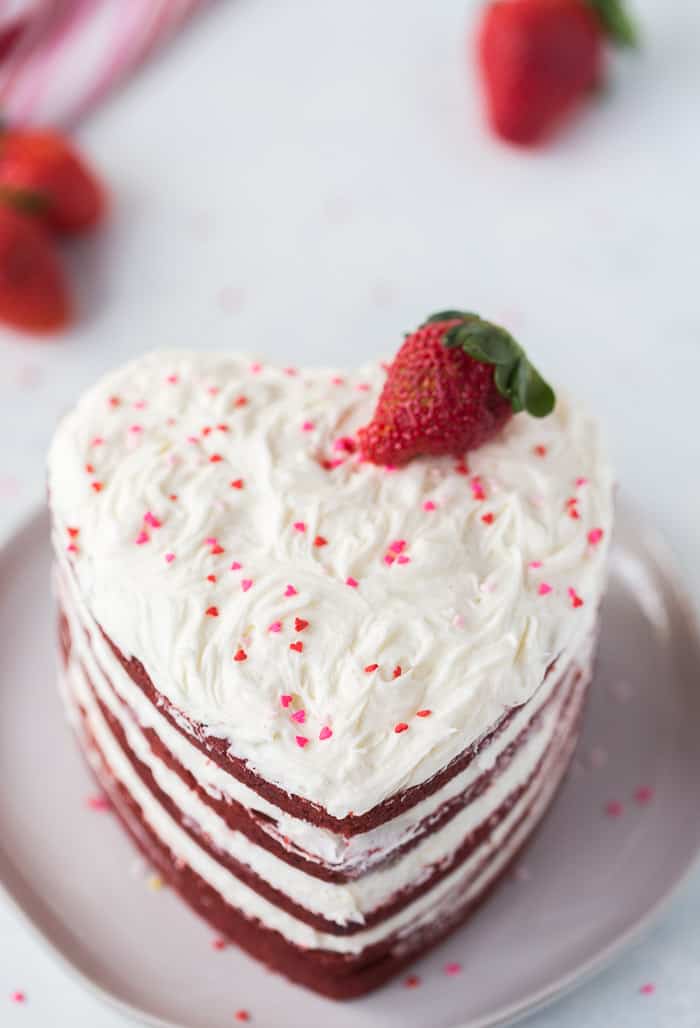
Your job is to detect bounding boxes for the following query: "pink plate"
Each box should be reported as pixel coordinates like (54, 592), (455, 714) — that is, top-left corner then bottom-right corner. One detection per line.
(1, 500), (699, 1028)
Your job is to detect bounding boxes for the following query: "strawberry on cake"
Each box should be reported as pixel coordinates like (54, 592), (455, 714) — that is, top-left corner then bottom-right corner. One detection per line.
(48, 311), (613, 999)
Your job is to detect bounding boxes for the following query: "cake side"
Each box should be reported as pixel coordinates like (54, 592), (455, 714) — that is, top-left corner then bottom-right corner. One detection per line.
(47, 350), (614, 819)
(59, 591), (592, 961)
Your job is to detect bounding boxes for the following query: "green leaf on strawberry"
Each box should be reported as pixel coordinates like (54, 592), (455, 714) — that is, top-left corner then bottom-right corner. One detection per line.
(439, 312), (555, 418)
(587, 0), (638, 48)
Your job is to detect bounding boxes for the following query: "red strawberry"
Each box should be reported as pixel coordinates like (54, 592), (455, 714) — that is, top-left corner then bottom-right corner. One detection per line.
(0, 130), (105, 234)
(477, 0), (637, 145)
(0, 206), (70, 333)
(358, 310), (554, 467)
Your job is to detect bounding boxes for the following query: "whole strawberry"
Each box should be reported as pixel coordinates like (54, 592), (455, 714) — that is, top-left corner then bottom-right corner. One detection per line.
(358, 311), (554, 467)
(0, 130), (105, 235)
(477, 0), (637, 145)
(0, 205), (71, 333)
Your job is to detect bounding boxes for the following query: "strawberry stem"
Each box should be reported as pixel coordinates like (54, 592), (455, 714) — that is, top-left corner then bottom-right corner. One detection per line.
(426, 311), (556, 418)
(587, 0), (638, 48)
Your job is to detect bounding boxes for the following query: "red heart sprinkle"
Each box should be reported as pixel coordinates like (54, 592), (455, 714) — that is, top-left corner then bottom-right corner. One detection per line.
(206, 606), (219, 617)
(294, 618), (309, 632)
(364, 663), (379, 673)
(289, 641), (304, 653)
(231, 479), (244, 489)
(394, 722), (409, 734)
(234, 648), (247, 662)
(314, 535), (328, 547)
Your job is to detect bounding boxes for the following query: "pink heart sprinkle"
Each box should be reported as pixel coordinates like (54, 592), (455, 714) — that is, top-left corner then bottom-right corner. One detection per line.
(231, 561), (242, 571)
(301, 420), (315, 431)
(444, 962), (462, 976)
(346, 577), (359, 588)
(166, 374), (179, 384)
(319, 726), (333, 741)
(135, 531), (150, 545)
(423, 500), (437, 511)
(397, 555), (410, 565)
(129, 424), (143, 434)
(87, 793), (111, 811)
(269, 621), (282, 633)
(333, 436), (356, 453)
(291, 710), (306, 724)
(389, 540), (407, 554)
(576, 476), (589, 487)
(144, 512), (162, 528)
(241, 579), (253, 592)
(587, 528), (604, 545)
(293, 521), (306, 532)
(471, 478), (486, 501)
(529, 560), (542, 569)
(133, 400), (146, 410)
(295, 735), (309, 748)
(11, 991), (25, 1004)
(280, 694), (293, 708)
(605, 800), (624, 818)
(165, 553), (175, 563)
(206, 537), (218, 545)
(635, 785), (655, 805)
(384, 553), (396, 565)
(285, 585), (298, 597)
(538, 583), (552, 596)
(640, 983), (655, 995)
(250, 362), (262, 373)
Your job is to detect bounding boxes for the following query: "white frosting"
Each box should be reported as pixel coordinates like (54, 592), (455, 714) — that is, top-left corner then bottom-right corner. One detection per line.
(64, 652), (582, 954)
(57, 553), (577, 876)
(48, 350), (614, 818)
(61, 581), (587, 927)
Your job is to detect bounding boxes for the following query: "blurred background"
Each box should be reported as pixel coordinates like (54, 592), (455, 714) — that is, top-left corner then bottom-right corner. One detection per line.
(0, 0), (698, 1025)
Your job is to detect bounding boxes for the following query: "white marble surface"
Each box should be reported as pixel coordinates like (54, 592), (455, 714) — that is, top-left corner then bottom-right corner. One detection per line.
(0, 0), (698, 1024)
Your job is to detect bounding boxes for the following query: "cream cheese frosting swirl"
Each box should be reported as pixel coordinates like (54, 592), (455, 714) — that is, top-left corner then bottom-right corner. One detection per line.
(48, 350), (614, 818)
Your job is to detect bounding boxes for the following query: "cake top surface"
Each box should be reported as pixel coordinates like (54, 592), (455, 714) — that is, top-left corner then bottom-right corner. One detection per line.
(48, 350), (613, 818)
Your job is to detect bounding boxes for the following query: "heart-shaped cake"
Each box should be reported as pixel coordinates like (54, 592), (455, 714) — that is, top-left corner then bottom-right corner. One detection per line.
(48, 320), (613, 998)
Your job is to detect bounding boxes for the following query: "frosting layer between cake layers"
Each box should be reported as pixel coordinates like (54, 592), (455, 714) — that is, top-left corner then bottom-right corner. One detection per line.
(60, 585), (592, 954)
